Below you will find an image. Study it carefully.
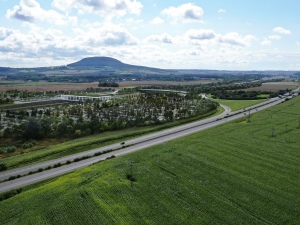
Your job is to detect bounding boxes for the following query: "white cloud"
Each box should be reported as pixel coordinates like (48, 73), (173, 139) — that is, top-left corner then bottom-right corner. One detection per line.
(217, 33), (257, 47)
(0, 27), (18, 40)
(186, 29), (216, 40)
(68, 16), (78, 26)
(273, 27), (291, 34)
(72, 28), (85, 34)
(218, 9), (226, 13)
(6, 0), (76, 26)
(162, 3), (204, 24)
(261, 38), (271, 46)
(76, 23), (139, 46)
(268, 35), (281, 40)
(297, 42), (300, 46)
(126, 18), (143, 23)
(132, 26), (137, 30)
(149, 17), (164, 25)
(144, 33), (174, 44)
(52, 0), (143, 20)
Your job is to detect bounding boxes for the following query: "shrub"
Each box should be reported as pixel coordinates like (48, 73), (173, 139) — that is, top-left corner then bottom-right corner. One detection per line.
(8, 176), (16, 181)
(11, 146), (17, 152)
(28, 171), (33, 175)
(94, 152), (102, 156)
(38, 168), (44, 172)
(45, 166), (52, 170)
(0, 130), (3, 138)
(66, 160), (71, 164)
(74, 158), (80, 162)
(0, 162), (7, 171)
(22, 143), (29, 149)
(31, 140), (37, 146)
(0, 148), (4, 154)
(53, 163), (62, 168)
(28, 143), (33, 148)
(16, 175), (21, 178)
(6, 147), (12, 153)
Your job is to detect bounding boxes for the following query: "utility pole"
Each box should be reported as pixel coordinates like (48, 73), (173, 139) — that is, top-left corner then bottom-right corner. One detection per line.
(272, 127), (275, 137)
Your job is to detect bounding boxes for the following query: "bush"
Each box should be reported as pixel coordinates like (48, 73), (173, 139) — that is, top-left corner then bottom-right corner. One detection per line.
(8, 176), (16, 180)
(38, 168), (44, 172)
(45, 166), (52, 170)
(53, 163), (62, 168)
(22, 143), (29, 149)
(0, 130), (3, 138)
(11, 146), (17, 152)
(0, 148), (4, 154)
(16, 175), (21, 178)
(28, 143), (33, 148)
(66, 160), (71, 164)
(0, 162), (7, 171)
(31, 140), (37, 146)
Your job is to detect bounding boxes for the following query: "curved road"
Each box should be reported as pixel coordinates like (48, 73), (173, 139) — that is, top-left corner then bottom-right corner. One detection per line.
(0, 97), (285, 193)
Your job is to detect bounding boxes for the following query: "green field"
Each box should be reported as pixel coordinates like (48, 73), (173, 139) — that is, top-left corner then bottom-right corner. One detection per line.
(212, 99), (267, 111)
(0, 107), (224, 170)
(0, 97), (299, 224)
(257, 94), (270, 98)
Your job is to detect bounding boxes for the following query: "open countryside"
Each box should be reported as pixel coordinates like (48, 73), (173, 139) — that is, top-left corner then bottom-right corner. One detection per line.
(0, 94), (299, 224)
(1, 0), (300, 223)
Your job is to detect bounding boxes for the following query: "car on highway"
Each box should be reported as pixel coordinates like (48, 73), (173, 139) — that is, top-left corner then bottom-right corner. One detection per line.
(120, 141), (125, 145)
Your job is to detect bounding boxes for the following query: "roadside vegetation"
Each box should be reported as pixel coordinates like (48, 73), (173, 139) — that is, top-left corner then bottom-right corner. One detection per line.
(212, 99), (267, 111)
(0, 96), (299, 224)
(0, 107), (223, 170)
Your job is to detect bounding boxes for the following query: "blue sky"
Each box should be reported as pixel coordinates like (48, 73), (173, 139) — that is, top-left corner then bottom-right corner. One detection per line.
(0, 0), (299, 70)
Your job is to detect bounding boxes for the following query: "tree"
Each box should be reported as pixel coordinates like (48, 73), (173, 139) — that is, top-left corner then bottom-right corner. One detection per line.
(26, 117), (42, 139)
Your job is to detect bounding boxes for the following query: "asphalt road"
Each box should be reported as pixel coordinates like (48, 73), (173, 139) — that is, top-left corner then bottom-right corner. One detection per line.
(0, 97), (285, 193)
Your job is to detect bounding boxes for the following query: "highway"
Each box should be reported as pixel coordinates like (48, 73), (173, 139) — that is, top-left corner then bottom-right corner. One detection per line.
(0, 97), (285, 193)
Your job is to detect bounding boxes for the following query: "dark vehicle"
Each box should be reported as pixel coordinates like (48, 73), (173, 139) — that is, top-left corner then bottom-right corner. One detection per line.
(120, 141), (125, 145)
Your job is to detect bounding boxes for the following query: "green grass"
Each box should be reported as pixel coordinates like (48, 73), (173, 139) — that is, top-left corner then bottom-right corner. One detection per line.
(0, 107), (224, 170)
(0, 97), (299, 224)
(212, 99), (267, 111)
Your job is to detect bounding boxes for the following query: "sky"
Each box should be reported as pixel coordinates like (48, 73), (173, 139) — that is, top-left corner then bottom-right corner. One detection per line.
(0, 0), (299, 70)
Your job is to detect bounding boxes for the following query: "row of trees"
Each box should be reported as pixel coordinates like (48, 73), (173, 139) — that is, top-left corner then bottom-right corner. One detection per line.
(1, 93), (219, 140)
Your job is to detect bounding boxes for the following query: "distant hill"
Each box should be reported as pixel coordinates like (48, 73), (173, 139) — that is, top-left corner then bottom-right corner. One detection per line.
(67, 57), (126, 68)
(67, 56), (167, 72)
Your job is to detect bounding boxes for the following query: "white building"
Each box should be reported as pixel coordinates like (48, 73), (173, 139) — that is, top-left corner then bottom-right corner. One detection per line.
(59, 95), (111, 102)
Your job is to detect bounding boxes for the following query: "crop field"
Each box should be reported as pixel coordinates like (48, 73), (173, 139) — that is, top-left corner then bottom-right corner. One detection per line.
(0, 97), (299, 224)
(0, 81), (73, 87)
(0, 83), (111, 92)
(212, 99), (267, 111)
(241, 82), (299, 91)
(119, 80), (215, 87)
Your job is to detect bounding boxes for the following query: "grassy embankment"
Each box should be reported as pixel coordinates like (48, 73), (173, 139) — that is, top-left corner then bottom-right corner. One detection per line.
(212, 99), (267, 111)
(0, 107), (224, 170)
(0, 97), (299, 224)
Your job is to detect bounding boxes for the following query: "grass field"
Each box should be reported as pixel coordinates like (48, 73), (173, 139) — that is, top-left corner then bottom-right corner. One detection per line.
(212, 99), (267, 111)
(0, 107), (224, 170)
(0, 97), (299, 224)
